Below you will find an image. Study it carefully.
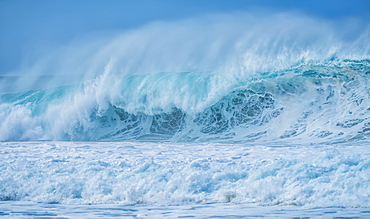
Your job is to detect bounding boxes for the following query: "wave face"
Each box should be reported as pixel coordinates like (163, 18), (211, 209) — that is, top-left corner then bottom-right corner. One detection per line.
(1, 13), (370, 142)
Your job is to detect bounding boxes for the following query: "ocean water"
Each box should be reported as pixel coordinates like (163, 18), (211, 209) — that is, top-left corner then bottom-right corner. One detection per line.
(1, 141), (370, 218)
(0, 12), (370, 218)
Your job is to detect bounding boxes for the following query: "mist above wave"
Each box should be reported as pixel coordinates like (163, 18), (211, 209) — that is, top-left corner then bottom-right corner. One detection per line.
(4, 11), (369, 92)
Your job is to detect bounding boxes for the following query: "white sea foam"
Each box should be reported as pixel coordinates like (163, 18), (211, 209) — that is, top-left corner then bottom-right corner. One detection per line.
(1, 201), (370, 218)
(1, 10), (369, 219)
(0, 141), (369, 208)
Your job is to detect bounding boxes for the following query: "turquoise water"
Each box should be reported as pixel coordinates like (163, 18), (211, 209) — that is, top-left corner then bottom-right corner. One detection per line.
(0, 13), (369, 218)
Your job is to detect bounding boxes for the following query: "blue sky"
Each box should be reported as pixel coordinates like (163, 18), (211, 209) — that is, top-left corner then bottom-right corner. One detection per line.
(0, 0), (369, 75)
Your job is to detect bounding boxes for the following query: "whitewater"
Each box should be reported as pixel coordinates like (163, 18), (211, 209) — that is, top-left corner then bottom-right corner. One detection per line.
(0, 12), (370, 218)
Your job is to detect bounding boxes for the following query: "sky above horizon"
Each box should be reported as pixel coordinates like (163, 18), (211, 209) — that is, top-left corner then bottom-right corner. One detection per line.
(0, 0), (369, 75)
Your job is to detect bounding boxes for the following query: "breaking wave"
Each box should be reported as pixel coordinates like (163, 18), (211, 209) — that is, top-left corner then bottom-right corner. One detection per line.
(1, 12), (369, 143)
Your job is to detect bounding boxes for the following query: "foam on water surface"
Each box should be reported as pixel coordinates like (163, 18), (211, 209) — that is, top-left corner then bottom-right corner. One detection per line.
(0, 12), (369, 218)
(0, 141), (369, 209)
(1, 201), (370, 218)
